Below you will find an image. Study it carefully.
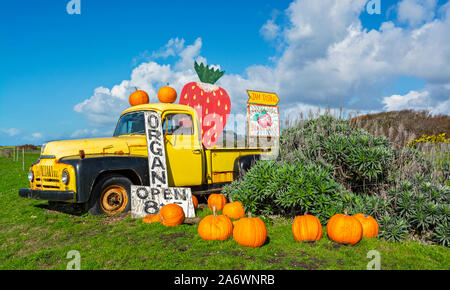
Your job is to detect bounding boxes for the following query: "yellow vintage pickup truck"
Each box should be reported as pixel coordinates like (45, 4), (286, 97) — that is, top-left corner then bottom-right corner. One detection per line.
(19, 102), (273, 215)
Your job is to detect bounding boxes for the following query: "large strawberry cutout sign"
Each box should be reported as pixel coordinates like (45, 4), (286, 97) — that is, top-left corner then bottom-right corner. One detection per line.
(179, 62), (231, 147)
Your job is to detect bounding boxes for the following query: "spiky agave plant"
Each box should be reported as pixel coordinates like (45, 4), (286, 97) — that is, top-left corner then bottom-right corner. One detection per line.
(378, 215), (409, 242)
(432, 222), (450, 247)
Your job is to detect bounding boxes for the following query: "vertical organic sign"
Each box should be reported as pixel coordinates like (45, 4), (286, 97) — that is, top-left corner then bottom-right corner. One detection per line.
(131, 111), (195, 218)
(145, 111), (168, 187)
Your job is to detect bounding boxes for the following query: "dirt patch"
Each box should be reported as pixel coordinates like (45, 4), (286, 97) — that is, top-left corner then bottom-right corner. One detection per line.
(98, 212), (130, 225)
(273, 251), (288, 258)
(326, 243), (344, 250)
(184, 217), (202, 225)
(37, 256), (61, 270)
(159, 232), (189, 240)
(297, 249), (326, 267)
(231, 250), (244, 257)
(158, 232), (193, 251)
(13, 226), (53, 256)
(264, 251), (289, 265)
(289, 259), (320, 270)
(309, 242), (317, 247)
(228, 250), (256, 261)
(265, 258), (284, 264)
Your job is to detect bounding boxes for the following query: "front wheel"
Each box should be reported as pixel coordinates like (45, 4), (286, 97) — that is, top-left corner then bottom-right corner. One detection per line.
(88, 174), (132, 216)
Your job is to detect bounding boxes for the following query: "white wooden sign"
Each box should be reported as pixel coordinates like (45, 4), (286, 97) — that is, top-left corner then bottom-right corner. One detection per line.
(131, 186), (195, 218)
(248, 104), (280, 137)
(131, 111), (195, 218)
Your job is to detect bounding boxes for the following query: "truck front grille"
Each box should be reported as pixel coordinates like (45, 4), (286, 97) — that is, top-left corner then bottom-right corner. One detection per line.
(32, 163), (63, 191)
(41, 165), (58, 178)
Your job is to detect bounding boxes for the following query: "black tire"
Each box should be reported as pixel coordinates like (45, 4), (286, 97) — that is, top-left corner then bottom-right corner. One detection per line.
(87, 174), (132, 216)
(234, 155), (260, 180)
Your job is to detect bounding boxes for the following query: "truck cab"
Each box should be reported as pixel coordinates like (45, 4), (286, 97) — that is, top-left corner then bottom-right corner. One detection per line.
(19, 103), (274, 215)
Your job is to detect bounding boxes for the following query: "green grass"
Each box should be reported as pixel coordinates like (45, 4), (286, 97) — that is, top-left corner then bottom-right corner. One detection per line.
(0, 153), (449, 270)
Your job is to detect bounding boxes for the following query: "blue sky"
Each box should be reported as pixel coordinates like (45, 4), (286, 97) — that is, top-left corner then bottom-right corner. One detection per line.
(1, 0), (449, 145)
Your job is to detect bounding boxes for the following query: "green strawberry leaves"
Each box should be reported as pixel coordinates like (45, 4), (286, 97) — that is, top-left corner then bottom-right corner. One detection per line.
(194, 61), (225, 84)
(252, 111), (268, 121)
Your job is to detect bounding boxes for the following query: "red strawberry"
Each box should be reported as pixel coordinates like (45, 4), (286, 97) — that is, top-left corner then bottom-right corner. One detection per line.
(179, 62), (231, 147)
(257, 113), (272, 129)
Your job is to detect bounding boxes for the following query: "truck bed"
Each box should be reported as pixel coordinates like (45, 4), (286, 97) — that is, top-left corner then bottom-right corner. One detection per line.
(205, 147), (273, 184)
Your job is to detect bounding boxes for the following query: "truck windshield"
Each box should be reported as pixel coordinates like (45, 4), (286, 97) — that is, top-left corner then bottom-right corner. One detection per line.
(114, 112), (146, 136)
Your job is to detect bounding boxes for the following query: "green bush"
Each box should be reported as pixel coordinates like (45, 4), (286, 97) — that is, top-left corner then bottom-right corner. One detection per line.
(223, 160), (346, 222)
(279, 115), (396, 195)
(224, 115), (450, 246)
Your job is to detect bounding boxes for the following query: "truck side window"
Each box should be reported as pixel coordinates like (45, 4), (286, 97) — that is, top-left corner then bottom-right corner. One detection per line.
(162, 113), (194, 136)
(114, 112), (146, 136)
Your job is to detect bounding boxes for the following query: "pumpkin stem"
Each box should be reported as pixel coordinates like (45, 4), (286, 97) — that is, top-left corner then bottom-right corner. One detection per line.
(134, 87), (138, 91)
(248, 212), (252, 218)
(213, 205), (217, 217)
(229, 197), (234, 203)
(344, 209), (348, 216)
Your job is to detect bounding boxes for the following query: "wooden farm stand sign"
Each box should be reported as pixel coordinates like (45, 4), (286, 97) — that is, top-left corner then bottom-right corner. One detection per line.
(246, 90), (280, 139)
(131, 111), (195, 218)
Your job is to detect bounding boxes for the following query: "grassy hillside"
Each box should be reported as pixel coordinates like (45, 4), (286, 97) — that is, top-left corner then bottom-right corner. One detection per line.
(351, 110), (450, 147)
(0, 153), (449, 270)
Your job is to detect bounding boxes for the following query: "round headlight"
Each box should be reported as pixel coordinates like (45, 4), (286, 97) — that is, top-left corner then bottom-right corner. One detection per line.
(28, 170), (34, 182)
(61, 170), (69, 185)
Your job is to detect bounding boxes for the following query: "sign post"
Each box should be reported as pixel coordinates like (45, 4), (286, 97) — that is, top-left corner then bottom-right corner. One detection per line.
(246, 90), (280, 147)
(131, 111), (195, 218)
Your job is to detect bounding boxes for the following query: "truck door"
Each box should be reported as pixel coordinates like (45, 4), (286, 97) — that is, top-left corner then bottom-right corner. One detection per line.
(162, 111), (204, 187)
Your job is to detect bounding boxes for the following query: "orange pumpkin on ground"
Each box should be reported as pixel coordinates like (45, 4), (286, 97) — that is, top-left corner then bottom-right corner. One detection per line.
(160, 203), (185, 227)
(233, 215), (267, 248)
(192, 195), (198, 210)
(326, 209), (363, 245)
(223, 201), (245, 220)
(198, 206), (233, 241)
(292, 214), (323, 242)
(129, 88), (149, 106)
(142, 213), (162, 224)
(157, 84), (177, 103)
(353, 213), (379, 238)
(208, 193), (227, 211)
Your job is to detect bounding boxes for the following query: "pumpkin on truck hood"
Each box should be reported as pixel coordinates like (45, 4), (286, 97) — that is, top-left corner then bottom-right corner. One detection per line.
(40, 136), (146, 160)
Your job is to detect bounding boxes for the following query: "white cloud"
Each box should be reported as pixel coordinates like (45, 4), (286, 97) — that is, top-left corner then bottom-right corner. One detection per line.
(0, 128), (21, 136)
(74, 0), (450, 135)
(267, 0), (450, 113)
(73, 38), (204, 128)
(397, 0), (438, 27)
(260, 19), (281, 41)
(383, 90), (450, 115)
(31, 133), (43, 139)
(74, 37), (274, 130)
(175, 37), (203, 71)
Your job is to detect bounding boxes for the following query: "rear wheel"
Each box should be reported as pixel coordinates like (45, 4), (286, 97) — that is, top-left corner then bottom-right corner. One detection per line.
(88, 174), (132, 216)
